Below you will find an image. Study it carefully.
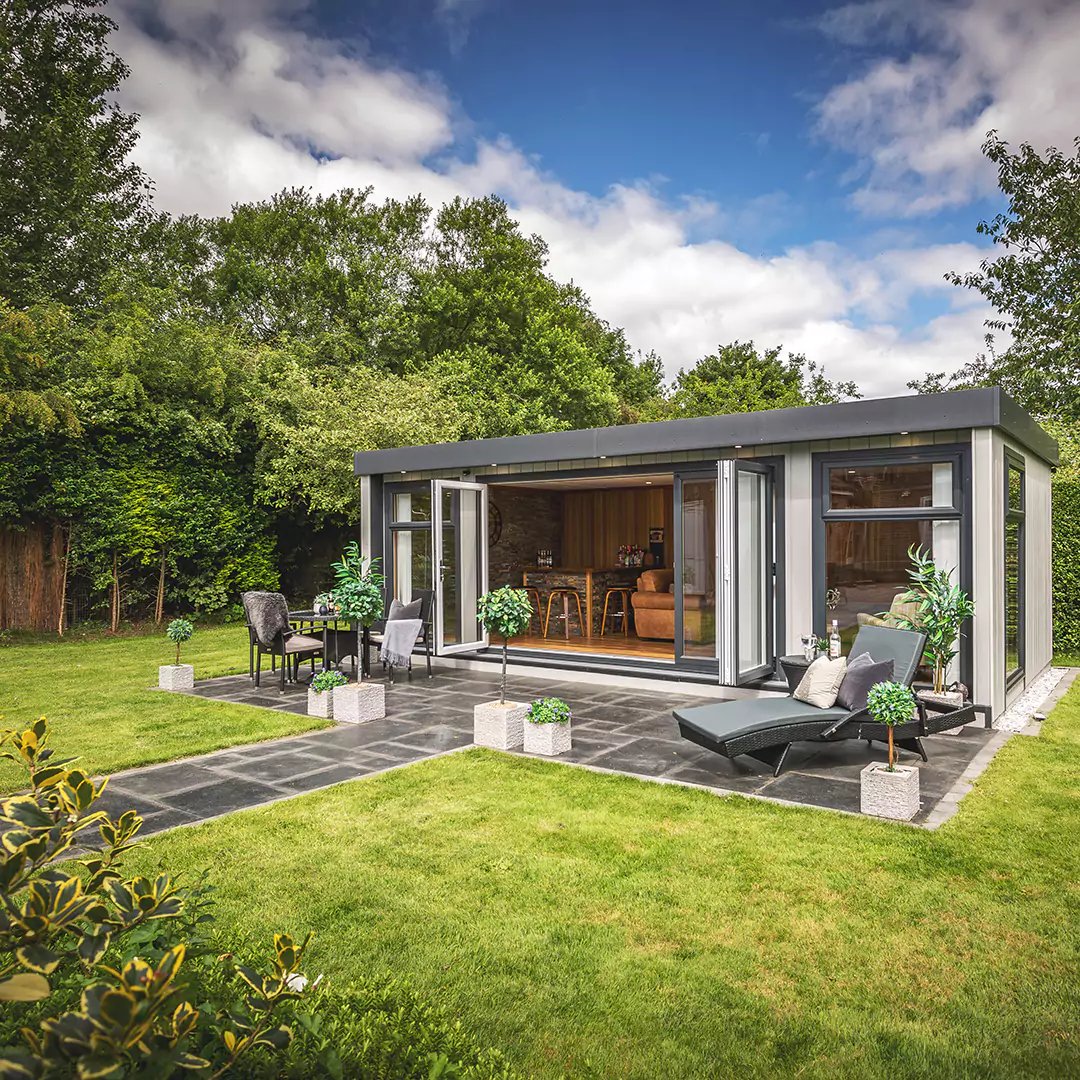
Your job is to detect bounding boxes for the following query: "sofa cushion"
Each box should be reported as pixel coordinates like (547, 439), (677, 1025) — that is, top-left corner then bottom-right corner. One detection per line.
(631, 590), (675, 611)
(637, 569), (674, 592)
(793, 655), (847, 708)
(674, 696), (850, 744)
(836, 657), (895, 712)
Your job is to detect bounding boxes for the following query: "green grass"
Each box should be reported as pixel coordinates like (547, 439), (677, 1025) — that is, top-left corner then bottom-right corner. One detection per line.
(127, 682), (1080, 1078)
(0, 625), (330, 792)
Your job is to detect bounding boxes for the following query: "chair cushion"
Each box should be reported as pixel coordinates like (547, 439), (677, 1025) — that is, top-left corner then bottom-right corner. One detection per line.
(389, 597), (422, 621)
(674, 697), (850, 744)
(631, 591), (675, 612)
(836, 655), (895, 712)
(284, 634), (324, 653)
(793, 655), (847, 708)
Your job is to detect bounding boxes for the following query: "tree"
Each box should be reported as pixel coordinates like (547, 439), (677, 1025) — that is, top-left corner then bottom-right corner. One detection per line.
(0, 0), (152, 308)
(913, 133), (1080, 419)
(666, 341), (860, 419)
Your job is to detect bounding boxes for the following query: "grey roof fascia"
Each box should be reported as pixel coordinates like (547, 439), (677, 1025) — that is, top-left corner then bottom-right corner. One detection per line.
(354, 387), (1058, 475)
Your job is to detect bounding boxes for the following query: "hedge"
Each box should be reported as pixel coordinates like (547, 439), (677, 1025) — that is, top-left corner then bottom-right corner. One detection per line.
(1053, 478), (1080, 654)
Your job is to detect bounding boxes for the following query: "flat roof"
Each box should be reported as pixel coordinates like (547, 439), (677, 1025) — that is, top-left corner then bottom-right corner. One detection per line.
(354, 386), (1058, 475)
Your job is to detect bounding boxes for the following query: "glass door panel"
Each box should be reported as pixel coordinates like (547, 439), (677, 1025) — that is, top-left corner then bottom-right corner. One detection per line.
(678, 478), (718, 662)
(432, 480), (488, 655)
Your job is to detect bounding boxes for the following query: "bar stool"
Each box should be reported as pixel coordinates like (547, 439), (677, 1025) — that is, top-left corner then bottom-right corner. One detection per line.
(544, 588), (584, 639)
(600, 587), (633, 636)
(524, 587), (544, 633)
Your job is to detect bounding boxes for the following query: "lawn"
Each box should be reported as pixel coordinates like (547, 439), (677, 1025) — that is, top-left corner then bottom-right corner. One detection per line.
(0, 625), (329, 793)
(127, 680), (1080, 1078)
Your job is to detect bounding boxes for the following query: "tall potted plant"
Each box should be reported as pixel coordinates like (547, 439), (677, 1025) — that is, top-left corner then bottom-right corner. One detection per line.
(860, 680), (920, 820)
(159, 618), (194, 690)
(892, 545), (976, 695)
(331, 547), (387, 723)
(473, 587), (534, 749)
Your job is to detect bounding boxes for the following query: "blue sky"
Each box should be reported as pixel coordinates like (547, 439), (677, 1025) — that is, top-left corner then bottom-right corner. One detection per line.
(114, 0), (1078, 394)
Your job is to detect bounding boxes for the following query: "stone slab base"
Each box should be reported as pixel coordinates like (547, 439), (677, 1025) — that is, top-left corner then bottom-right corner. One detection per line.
(334, 681), (385, 724)
(159, 664), (194, 691)
(524, 720), (572, 756)
(307, 687), (333, 719)
(474, 701), (527, 749)
(861, 762), (920, 820)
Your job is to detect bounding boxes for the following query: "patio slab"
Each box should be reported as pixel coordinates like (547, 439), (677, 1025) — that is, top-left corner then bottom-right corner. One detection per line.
(102, 667), (1002, 835)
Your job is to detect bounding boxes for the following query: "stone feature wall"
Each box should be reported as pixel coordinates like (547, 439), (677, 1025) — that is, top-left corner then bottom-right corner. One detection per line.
(488, 487), (563, 589)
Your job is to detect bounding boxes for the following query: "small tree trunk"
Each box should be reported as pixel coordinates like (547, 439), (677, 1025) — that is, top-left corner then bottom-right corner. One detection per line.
(887, 726), (895, 770)
(933, 659), (945, 694)
(500, 637), (508, 704)
(155, 548), (167, 624)
(57, 525), (71, 637)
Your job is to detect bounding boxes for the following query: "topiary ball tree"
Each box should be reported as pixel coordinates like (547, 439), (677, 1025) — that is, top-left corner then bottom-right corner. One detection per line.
(165, 618), (194, 666)
(866, 680), (917, 771)
(477, 587), (534, 704)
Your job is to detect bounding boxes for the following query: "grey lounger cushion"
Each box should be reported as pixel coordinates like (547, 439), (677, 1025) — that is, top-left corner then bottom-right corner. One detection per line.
(674, 697), (849, 746)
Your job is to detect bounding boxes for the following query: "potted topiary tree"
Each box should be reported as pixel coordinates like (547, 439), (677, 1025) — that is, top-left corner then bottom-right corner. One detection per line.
(473, 587), (534, 749)
(861, 680), (920, 820)
(159, 618), (194, 690)
(524, 696), (572, 756)
(308, 669), (347, 719)
(332, 557), (387, 723)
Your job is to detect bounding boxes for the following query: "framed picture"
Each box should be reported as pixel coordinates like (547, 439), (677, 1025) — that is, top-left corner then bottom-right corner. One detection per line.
(648, 527), (665, 544)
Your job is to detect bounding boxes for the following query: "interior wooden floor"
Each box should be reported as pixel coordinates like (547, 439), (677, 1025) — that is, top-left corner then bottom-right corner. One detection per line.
(509, 631), (675, 661)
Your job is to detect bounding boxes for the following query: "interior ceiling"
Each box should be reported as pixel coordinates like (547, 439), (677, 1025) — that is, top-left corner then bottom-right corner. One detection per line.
(490, 473), (674, 491)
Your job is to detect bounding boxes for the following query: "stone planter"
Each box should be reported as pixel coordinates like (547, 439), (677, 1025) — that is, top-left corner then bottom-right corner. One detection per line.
(860, 762), (920, 821)
(524, 719), (572, 756)
(159, 664), (194, 691)
(473, 701), (527, 749)
(307, 687), (334, 719)
(333, 681), (385, 724)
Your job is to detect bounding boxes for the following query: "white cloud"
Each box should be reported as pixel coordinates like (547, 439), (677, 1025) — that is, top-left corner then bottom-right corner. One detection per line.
(111, 0), (1006, 396)
(815, 0), (1080, 215)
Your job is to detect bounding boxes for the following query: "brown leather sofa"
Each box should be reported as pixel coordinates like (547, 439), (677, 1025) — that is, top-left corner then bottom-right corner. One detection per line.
(630, 569), (707, 641)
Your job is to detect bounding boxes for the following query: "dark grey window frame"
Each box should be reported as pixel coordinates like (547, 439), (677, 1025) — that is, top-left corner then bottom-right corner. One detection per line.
(383, 481), (434, 603)
(1004, 451), (1026, 690)
(812, 444), (973, 692)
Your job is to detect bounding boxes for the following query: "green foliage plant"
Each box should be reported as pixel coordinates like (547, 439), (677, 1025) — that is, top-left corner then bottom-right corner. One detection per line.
(527, 698), (571, 726)
(311, 670), (347, 694)
(332, 548), (385, 683)
(476, 588), (534, 705)
(0, 717), (310, 1077)
(866, 681), (917, 771)
(890, 545), (976, 692)
(165, 617), (194, 666)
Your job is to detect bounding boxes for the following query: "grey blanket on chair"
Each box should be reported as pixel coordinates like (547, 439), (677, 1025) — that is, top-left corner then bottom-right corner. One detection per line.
(242, 591), (290, 647)
(379, 618), (421, 668)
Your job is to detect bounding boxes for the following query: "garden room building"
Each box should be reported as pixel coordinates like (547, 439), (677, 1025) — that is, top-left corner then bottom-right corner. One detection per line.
(353, 387), (1056, 720)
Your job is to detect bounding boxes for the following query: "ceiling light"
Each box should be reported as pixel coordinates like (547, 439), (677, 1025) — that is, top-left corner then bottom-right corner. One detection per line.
(734, 444), (742, 449)
(645, 481), (652, 485)
(899, 431), (909, 436)
(490, 463), (498, 467)
(400, 470), (406, 474)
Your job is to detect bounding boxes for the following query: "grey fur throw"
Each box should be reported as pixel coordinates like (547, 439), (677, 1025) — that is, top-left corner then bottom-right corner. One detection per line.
(242, 591), (290, 647)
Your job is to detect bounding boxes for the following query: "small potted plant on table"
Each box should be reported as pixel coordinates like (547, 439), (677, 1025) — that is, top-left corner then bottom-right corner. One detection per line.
(308, 669), (346, 718)
(524, 696), (572, 756)
(159, 618), (194, 690)
(861, 680), (920, 820)
(331, 550), (387, 723)
(473, 587), (534, 749)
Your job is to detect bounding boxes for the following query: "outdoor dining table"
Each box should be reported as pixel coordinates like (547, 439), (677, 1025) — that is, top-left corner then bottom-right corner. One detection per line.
(289, 610), (370, 678)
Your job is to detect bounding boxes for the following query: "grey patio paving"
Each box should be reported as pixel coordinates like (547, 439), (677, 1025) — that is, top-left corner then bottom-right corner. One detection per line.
(99, 667), (1001, 834)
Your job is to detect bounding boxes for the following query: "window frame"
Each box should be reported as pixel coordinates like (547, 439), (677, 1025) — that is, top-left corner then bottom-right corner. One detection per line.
(812, 444), (973, 691)
(383, 481), (434, 603)
(1004, 451), (1026, 690)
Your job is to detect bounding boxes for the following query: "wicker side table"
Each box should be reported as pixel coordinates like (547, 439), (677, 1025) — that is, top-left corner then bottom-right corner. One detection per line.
(778, 654), (813, 693)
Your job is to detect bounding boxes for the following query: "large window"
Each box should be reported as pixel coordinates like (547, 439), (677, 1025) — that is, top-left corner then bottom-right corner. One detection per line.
(817, 450), (966, 660)
(1005, 453), (1025, 687)
(386, 485), (433, 603)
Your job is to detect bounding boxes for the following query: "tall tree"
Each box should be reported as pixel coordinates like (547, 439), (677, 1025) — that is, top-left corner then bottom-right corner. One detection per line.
(0, 0), (152, 308)
(666, 341), (859, 419)
(912, 132), (1080, 419)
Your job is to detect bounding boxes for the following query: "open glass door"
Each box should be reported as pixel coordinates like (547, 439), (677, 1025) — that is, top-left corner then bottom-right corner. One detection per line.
(718, 461), (775, 685)
(432, 480), (489, 655)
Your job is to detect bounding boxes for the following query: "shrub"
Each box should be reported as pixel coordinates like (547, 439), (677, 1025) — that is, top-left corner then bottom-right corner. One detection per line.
(164, 617), (193, 665)
(477, 588), (533, 704)
(311, 670), (347, 694)
(527, 697), (571, 725)
(866, 681), (917, 770)
(1052, 478), (1080, 654)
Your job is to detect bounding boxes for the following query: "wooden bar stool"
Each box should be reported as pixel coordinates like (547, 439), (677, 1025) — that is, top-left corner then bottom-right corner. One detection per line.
(524, 587), (544, 632)
(544, 588), (584, 639)
(600, 587), (633, 636)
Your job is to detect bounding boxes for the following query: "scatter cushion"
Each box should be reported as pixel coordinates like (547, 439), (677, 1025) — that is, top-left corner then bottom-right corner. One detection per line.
(388, 597), (422, 621)
(792, 655), (848, 708)
(836, 657), (895, 713)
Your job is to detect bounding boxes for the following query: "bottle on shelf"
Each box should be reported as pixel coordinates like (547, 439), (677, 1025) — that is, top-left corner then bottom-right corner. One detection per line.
(828, 619), (842, 660)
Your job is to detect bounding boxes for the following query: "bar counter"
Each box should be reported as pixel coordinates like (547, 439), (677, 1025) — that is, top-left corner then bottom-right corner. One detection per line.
(521, 566), (642, 636)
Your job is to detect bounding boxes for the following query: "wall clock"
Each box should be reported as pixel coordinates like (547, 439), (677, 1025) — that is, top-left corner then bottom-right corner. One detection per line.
(488, 502), (503, 546)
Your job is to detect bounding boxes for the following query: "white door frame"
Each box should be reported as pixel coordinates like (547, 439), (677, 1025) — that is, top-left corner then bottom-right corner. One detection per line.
(432, 479), (490, 655)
